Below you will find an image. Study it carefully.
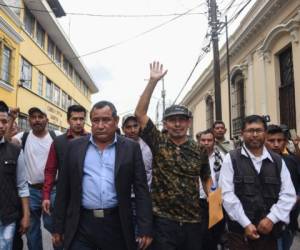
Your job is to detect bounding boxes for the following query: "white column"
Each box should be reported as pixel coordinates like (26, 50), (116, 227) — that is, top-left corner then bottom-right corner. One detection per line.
(260, 51), (271, 115)
(246, 54), (255, 114)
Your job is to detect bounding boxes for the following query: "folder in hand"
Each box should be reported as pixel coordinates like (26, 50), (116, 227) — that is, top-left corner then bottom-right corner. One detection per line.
(208, 187), (224, 229)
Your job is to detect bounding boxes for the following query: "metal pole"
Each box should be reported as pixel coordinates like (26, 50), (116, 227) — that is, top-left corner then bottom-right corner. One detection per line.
(210, 0), (222, 120)
(161, 78), (166, 113)
(226, 16), (232, 139)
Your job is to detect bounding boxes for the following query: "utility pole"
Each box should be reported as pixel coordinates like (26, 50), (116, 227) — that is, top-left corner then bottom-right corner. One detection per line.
(225, 16), (232, 139)
(161, 78), (166, 114)
(209, 0), (222, 120)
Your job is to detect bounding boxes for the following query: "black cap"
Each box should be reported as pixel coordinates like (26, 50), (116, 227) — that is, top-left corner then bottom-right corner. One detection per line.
(0, 101), (9, 113)
(122, 114), (137, 127)
(28, 107), (47, 117)
(163, 105), (192, 120)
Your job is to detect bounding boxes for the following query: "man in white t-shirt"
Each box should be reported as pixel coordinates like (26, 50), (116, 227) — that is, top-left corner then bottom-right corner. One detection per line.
(14, 107), (61, 250)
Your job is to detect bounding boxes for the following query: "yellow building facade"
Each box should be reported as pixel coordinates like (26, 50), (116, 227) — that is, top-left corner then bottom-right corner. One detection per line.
(0, 0), (98, 131)
(182, 0), (300, 139)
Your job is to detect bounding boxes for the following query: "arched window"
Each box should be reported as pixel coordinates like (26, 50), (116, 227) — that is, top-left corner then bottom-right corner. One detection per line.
(206, 95), (214, 129)
(231, 72), (245, 136)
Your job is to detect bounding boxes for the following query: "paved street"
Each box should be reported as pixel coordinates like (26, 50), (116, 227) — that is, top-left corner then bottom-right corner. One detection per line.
(22, 219), (300, 250)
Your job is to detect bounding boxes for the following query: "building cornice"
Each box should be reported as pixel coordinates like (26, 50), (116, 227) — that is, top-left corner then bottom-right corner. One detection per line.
(258, 9), (300, 59)
(0, 0), (22, 27)
(0, 16), (23, 43)
(181, 0), (296, 107)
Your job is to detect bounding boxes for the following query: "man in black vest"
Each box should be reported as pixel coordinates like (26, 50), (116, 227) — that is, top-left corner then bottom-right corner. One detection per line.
(0, 101), (30, 249)
(42, 105), (87, 216)
(219, 115), (296, 250)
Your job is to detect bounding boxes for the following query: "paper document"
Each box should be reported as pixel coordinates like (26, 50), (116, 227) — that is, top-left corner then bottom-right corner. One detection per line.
(208, 187), (223, 229)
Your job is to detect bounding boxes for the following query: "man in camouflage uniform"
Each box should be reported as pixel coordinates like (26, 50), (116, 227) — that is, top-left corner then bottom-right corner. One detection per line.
(135, 61), (211, 250)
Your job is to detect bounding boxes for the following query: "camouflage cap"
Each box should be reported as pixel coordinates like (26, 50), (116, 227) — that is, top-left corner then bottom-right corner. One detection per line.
(163, 105), (192, 120)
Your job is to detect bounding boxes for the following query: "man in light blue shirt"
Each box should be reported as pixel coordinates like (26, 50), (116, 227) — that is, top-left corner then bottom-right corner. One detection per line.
(82, 135), (118, 209)
(53, 101), (153, 250)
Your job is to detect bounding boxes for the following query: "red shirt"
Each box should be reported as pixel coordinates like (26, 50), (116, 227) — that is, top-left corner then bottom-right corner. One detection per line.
(42, 129), (87, 200)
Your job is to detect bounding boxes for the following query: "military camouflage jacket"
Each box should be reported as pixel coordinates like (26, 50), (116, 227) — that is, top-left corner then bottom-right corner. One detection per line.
(141, 119), (210, 223)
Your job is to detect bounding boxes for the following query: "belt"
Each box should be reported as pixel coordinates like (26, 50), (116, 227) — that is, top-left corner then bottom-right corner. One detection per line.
(29, 183), (44, 190)
(82, 207), (118, 218)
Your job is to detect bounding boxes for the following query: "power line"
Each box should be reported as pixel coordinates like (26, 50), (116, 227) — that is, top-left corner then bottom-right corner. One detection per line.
(173, 0), (253, 104)
(33, 4), (205, 67)
(0, 2), (207, 18)
(173, 42), (211, 104)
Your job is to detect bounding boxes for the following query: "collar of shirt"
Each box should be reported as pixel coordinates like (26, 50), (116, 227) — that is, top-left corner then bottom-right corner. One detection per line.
(242, 144), (273, 162)
(66, 129), (88, 139)
(89, 133), (117, 149)
(0, 137), (4, 144)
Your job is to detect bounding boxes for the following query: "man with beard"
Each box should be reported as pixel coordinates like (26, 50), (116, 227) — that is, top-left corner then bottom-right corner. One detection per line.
(219, 115), (296, 250)
(212, 121), (234, 154)
(265, 124), (300, 250)
(14, 107), (61, 250)
(42, 105), (87, 216)
(135, 61), (211, 250)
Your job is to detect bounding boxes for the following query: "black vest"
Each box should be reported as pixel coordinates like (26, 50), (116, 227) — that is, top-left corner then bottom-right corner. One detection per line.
(228, 148), (282, 231)
(53, 133), (69, 172)
(0, 141), (21, 225)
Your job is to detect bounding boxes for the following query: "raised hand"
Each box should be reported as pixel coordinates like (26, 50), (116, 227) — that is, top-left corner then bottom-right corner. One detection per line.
(149, 61), (168, 83)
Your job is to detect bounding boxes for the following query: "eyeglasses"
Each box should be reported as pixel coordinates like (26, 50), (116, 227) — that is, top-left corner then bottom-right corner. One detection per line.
(243, 128), (265, 134)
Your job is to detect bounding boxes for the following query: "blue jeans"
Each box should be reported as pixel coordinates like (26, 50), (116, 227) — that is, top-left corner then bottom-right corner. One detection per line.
(0, 221), (16, 250)
(26, 187), (62, 250)
(277, 229), (295, 250)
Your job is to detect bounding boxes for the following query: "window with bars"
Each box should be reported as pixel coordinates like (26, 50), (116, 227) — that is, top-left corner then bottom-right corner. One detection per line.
(47, 37), (55, 60)
(18, 115), (29, 131)
(231, 72), (245, 136)
(46, 78), (53, 101)
(53, 85), (60, 106)
(24, 7), (35, 36)
(36, 23), (45, 48)
(279, 46), (296, 129)
(55, 48), (62, 66)
(1, 46), (11, 84)
(61, 91), (67, 110)
(37, 72), (43, 96)
(63, 57), (69, 73)
(20, 57), (32, 89)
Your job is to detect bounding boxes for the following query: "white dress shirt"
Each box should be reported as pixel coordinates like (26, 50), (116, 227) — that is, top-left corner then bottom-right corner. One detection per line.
(219, 145), (296, 228)
(199, 149), (224, 199)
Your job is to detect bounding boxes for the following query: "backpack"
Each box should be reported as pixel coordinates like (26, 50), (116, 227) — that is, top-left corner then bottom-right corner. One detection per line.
(21, 130), (57, 149)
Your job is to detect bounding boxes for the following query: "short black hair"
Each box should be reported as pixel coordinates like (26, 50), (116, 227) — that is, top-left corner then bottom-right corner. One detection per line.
(212, 120), (225, 129)
(90, 101), (117, 119)
(67, 105), (86, 120)
(196, 129), (214, 140)
(242, 115), (267, 131)
(0, 101), (9, 113)
(267, 124), (287, 138)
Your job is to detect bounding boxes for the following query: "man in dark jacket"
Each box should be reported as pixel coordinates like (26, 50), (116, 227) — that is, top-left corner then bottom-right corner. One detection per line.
(42, 105), (87, 215)
(0, 101), (30, 249)
(53, 101), (152, 250)
(265, 124), (300, 250)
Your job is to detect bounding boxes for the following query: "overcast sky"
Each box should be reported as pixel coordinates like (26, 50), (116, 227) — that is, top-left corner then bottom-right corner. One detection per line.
(58, 0), (253, 121)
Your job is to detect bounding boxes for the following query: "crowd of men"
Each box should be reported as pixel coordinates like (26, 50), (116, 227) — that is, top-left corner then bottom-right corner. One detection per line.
(0, 61), (299, 250)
